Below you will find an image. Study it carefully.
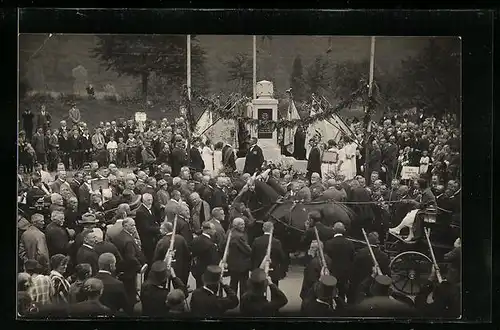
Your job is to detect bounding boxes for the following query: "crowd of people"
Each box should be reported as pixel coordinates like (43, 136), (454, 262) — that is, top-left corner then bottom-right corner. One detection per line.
(17, 102), (461, 318)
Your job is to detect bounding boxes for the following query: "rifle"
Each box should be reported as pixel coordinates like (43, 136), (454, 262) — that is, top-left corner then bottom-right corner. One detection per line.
(361, 228), (383, 276)
(218, 229), (232, 296)
(314, 227), (330, 276)
(260, 227), (274, 300)
(164, 215), (178, 289)
(424, 227), (443, 283)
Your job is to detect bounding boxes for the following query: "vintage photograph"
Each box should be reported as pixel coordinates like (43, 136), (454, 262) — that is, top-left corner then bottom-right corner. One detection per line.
(17, 34), (461, 319)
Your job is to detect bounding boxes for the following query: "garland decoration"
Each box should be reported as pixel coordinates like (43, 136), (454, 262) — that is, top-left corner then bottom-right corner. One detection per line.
(194, 83), (377, 131)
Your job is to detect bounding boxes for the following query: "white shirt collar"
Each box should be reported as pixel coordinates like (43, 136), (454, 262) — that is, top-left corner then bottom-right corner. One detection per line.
(202, 233), (211, 239)
(334, 233), (343, 238)
(264, 232), (271, 236)
(83, 243), (94, 250)
(98, 270), (111, 275)
(142, 203), (151, 211)
(166, 232), (173, 237)
(203, 286), (215, 295)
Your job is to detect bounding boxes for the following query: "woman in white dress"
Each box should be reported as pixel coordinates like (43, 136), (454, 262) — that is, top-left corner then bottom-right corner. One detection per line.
(213, 142), (223, 175)
(341, 136), (357, 180)
(201, 138), (214, 175)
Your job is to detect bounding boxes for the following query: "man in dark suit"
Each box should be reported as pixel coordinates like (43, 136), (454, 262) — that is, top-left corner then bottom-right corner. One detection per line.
(324, 222), (355, 301)
(68, 278), (115, 317)
(293, 126), (307, 160)
(140, 260), (187, 317)
(111, 218), (146, 303)
(243, 137), (264, 175)
(348, 232), (391, 304)
(226, 218), (252, 298)
(45, 211), (72, 257)
(301, 211), (335, 252)
(189, 137), (205, 173)
(78, 173), (93, 213)
(76, 230), (100, 276)
(299, 240), (333, 301)
(134, 193), (161, 267)
(171, 140), (188, 177)
(240, 268), (288, 316)
(190, 222), (220, 289)
(37, 105), (51, 133)
(153, 221), (191, 287)
(95, 253), (133, 315)
(210, 177), (230, 230)
(189, 265), (239, 317)
(251, 221), (287, 287)
(306, 138), (322, 183)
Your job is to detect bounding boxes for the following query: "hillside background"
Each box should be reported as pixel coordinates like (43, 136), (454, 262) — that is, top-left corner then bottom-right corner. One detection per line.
(19, 35), (458, 126)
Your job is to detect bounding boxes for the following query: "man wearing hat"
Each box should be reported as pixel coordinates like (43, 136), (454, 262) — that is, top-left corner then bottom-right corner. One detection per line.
(251, 221), (288, 287)
(306, 137), (322, 183)
(348, 231), (390, 304)
(190, 222), (220, 289)
(140, 260), (186, 317)
(301, 275), (345, 316)
(190, 265), (239, 317)
(73, 213), (101, 256)
(240, 268), (288, 316)
(348, 274), (414, 317)
(153, 221), (191, 287)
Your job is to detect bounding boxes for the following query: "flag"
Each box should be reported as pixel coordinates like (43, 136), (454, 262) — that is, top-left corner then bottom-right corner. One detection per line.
(194, 109), (213, 143)
(306, 105), (327, 158)
(284, 98), (300, 153)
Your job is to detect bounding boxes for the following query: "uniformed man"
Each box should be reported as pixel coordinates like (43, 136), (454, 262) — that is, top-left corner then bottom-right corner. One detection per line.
(189, 265), (239, 317)
(301, 275), (345, 316)
(240, 268), (288, 316)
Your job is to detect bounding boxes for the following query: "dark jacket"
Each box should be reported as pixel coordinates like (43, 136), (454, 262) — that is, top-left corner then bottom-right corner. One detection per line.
(76, 245), (99, 276)
(68, 300), (114, 317)
(324, 234), (355, 283)
(299, 255), (333, 300)
(153, 233), (191, 283)
(190, 234), (220, 277)
(171, 147), (188, 177)
(134, 205), (161, 261)
(45, 222), (71, 257)
(111, 230), (146, 279)
(189, 147), (205, 172)
(94, 271), (133, 315)
(94, 241), (123, 266)
(226, 231), (252, 273)
(307, 146), (322, 175)
(251, 233), (287, 281)
(243, 145), (264, 175)
(140, 277), (186, 317)
(350, 246), (391, 294)
(240, 283), (288, 316)
(301, 222), (335, 250)
(190, 284), (239, 317)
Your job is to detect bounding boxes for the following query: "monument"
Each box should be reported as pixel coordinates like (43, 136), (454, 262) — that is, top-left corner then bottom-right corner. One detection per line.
(251, 80), (281, 161)
(72, 65), (88, 96)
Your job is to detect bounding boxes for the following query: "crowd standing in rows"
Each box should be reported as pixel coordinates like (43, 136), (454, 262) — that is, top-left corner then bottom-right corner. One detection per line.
(17, 102), (461, 318)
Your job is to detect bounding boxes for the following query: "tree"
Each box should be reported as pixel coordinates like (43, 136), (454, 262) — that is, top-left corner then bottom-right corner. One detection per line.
(305, 56), (331, 96)
(330, 59), (370, 101)
(289, 55), (306, 101)
(395, 39), (460, 117)
(225, 53), (253, 96)
(92, 35), (206, 104)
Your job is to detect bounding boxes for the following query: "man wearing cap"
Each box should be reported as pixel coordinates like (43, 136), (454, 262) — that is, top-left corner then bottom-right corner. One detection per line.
(94, 253), (132, 315)
(301, 275), (345, 316)
(190, 265), (239, 316)
(140, 260), (187, 317)
(324, 222), (355, 301)
(112, 218), (146, 303)
(251, 221), (287, 287)
(348, 274), (414, 317)
(348, 231), (390, 304)
(69, 278), (114, 317)
(190, 222), (221, 289)
(19, 213), (49, 265)
(240, 268), (288, 316)
(73, 213), (101, 256)
(45, 211), (73, 257)
(153, 221), (191, 287)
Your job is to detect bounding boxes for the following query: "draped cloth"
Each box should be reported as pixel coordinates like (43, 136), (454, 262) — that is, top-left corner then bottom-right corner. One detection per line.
(284, 98), (301, 154)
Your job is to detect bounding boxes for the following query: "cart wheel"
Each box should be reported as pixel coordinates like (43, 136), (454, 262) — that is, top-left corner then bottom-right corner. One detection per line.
(390, 251), (432, 296)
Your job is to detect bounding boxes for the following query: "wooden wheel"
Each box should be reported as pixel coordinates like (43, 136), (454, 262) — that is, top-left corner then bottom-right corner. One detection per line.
(390, 251), (433, 296)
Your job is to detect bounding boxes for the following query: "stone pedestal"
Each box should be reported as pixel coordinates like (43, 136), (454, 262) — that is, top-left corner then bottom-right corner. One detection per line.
(251, 80), (281, 162)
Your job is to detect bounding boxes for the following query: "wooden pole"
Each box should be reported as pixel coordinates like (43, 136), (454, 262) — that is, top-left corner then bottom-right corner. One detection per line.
(364, 36), (376, 182)
(187, 35), (192, 101)
(186, 35), (192, 163)
(253, 35), (257, 100)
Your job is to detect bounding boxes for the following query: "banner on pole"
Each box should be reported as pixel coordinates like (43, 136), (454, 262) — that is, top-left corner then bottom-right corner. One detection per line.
(400, 166), (420, 180)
